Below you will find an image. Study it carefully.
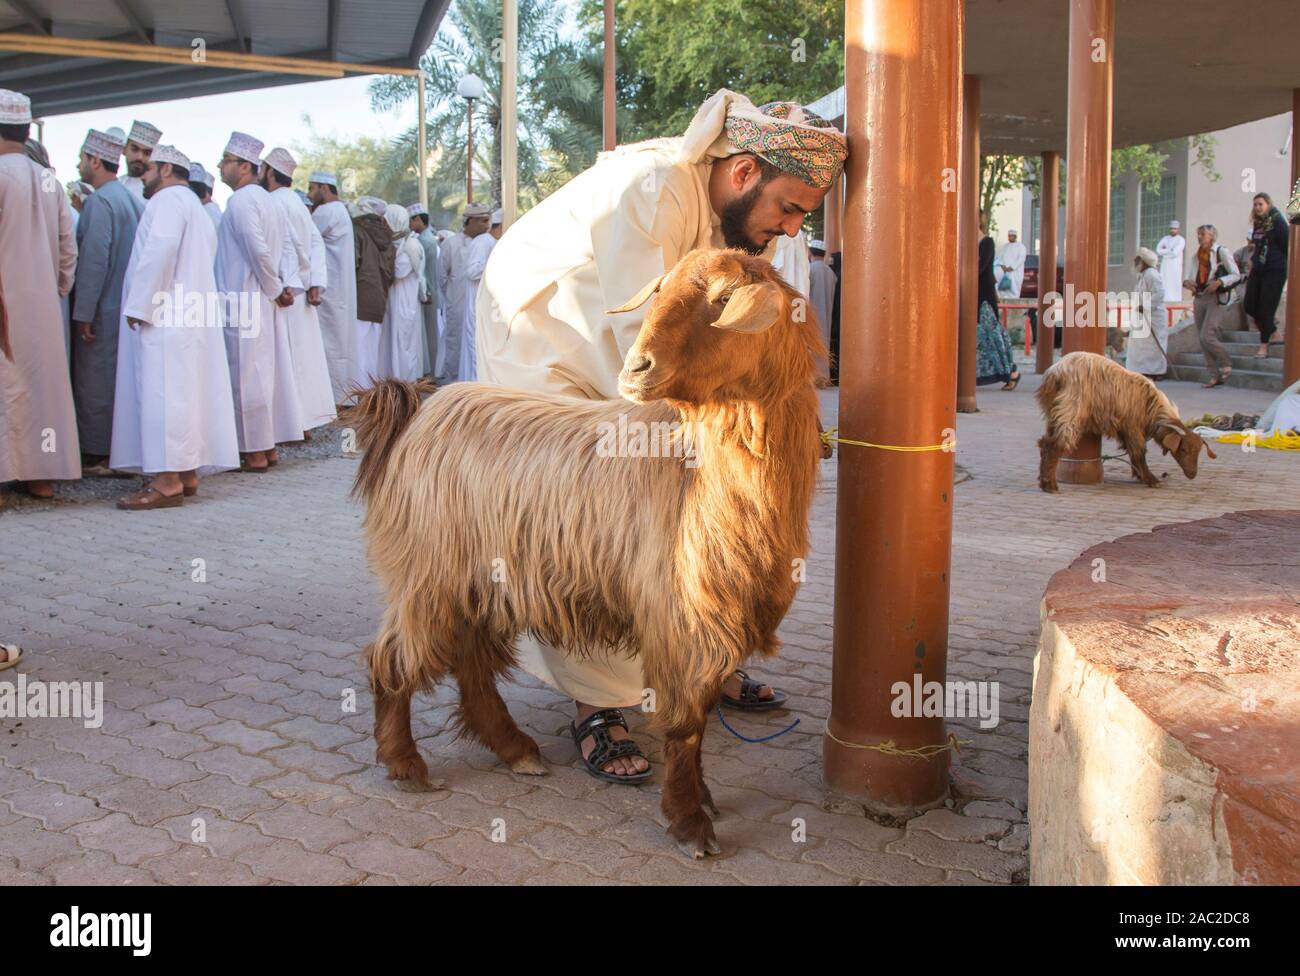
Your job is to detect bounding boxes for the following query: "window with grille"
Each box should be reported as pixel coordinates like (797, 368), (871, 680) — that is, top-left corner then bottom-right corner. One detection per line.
(1108, 183), (1127, 265)
(1139, 174), (1177, 253)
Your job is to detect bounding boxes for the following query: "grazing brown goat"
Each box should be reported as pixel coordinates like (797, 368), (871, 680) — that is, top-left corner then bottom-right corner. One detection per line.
(1036, 351), (1216, 492)
(343, 248), (825, 858)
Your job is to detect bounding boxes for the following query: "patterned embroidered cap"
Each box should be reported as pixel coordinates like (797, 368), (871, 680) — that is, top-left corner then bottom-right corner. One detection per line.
(81, 128), (126, 163)
(407, 202), (428, 216)
(0, 88), (32, 124)
(188, 162), (215, 188)
(224, 131), (264, 164)
(152, 145), (190, 170)
(128, 120), (162, 149)
(722, 100), (847, 189)
(261, 146), (297, 178)
(310, 170), (338, 187)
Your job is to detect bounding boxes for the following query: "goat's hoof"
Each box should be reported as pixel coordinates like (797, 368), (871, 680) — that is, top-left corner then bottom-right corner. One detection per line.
(676, 834), (722, 859)
(509, 754), (548, 776)
(1039, 482), (1059, 493)
(385, 755), (440, 791)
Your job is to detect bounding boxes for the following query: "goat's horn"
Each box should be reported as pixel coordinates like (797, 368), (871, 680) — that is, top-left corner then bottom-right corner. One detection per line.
(606, 273), (667, 314)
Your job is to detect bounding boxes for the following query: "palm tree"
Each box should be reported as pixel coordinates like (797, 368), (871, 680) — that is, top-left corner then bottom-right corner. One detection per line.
(369, 0), (613, 222)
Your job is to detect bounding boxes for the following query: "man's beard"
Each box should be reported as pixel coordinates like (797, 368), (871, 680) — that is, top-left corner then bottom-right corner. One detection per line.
(128, 159), (147, 178)
(719, 181), (768, 255)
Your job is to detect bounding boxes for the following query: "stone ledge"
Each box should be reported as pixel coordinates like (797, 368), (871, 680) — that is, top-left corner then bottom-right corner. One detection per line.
(1030, 510), (1299, 885)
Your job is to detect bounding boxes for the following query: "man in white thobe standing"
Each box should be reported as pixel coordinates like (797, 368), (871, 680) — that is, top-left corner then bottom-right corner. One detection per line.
(436, 203), (489, 384)
(261, 148), (336, 432)
(0, 88), (79, 499)
(475, 90), (846, 780)
(459, 207), (498, 382)
(110, 146), (238, 509)
(808, 239), (838, 385)
(310, 172), (357, 404)
(1156, 219), (1186, 303)
(408, 202), (440, 378)
(118, 120), (160, 200)
(996, 229), (1027, 298)
(187, 163), (222, 230)
(215, 131), (301, 472)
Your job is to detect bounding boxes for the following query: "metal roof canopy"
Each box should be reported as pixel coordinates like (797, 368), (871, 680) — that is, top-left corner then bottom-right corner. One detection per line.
(0, 0), (450, 116)
(810, 0), (1300, 154)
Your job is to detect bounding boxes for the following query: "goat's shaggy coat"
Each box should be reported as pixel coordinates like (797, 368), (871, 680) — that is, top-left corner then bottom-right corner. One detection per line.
(345, 248), (826, 857)
(1036, 351), (1215, 492)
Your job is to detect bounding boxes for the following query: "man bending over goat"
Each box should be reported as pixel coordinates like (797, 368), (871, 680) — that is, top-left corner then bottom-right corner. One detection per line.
(470, 90), (847, 785)
(1037, 351), (1216, 492)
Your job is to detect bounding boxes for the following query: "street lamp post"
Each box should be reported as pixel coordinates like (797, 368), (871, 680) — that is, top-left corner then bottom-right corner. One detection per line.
(457, 72), (485, 205)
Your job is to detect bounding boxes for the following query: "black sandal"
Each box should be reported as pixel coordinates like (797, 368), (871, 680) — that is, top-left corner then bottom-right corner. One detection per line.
(570, 708), (652, 785)
(719, 669), (788, 711)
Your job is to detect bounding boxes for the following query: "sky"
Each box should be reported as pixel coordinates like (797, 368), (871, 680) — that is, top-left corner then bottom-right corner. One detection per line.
(38, 75), (411, 207)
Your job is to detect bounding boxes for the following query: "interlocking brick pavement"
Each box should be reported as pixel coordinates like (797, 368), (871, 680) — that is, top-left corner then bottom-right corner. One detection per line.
(1, 375), (1291, 884)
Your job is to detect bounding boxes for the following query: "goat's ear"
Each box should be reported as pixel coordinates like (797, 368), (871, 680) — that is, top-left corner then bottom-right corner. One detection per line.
(1202, 440), (1218, 460)
(711, 281), (783, 334)
(1159, 430), (1182, 455)
(606, 273), (666, 314)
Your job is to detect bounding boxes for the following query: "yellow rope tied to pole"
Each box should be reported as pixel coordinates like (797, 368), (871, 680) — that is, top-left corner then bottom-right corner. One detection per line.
(824, 726), (972, 759)
(820, 426), (955, 453)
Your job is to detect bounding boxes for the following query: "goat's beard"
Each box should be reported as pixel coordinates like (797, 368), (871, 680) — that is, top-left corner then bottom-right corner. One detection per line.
(719, 181), (769, 255)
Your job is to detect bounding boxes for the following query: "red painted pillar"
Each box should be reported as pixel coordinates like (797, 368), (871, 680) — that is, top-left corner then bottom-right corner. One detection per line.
(826, 0), (960, 812)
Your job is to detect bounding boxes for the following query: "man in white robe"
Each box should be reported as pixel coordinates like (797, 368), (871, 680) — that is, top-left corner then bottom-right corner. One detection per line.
(0, 89), (79, 498)
(215, 131), (301, 471)
(475, 90), (846, 777)
(311, 172), (358, 404)
(187, 163), (222, 231)
(459, 207), (498, 382)
(995, 229), (1027, 298)
(262, 148), (336, 431)
(71, 127), (144, 470)
(1156, 220), (1186, 303)
(436, 203), (489, 384)
(118, 120), (160, 200)
(808, 239), (838, 384)
(110, 146), (238, 508)
(408, 202), (440, 377)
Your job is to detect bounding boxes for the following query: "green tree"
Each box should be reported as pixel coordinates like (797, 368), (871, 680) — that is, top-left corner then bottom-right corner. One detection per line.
(368, 0), (610, 222)
(579, 0), (844, 142)
(290, 117), (417, 205)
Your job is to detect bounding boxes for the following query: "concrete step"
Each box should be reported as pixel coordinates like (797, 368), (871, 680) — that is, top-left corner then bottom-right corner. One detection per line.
(1222, 331), (1286, 345)
(1174, 352), (1284, 374)
(1220, 341), (1282, 359)
(1167, 363), (1283, 392)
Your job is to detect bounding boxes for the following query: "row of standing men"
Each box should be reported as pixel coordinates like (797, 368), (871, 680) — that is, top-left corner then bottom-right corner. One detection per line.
(0, 89), (497, 507)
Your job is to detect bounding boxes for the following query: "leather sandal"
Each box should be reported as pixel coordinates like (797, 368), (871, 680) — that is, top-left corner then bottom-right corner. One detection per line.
(720, 668), (788, 711)
(116, 485), (183, 510)
(0, 643), (21, 672)
(570, 708), (652, 785)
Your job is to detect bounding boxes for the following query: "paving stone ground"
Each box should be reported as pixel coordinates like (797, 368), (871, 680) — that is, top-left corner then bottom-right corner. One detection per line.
(1, 372), (1292, 885)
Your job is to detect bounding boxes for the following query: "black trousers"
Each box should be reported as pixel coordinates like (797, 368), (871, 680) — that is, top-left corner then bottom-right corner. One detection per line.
(1244, 268), (1286, 342)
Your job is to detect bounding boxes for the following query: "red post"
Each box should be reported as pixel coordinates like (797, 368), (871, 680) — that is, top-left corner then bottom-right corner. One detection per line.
(1036, 150), (1060, 374)
(826, 0), (960, 813)
(1057, 0), (1114, 485)
(957, 74), (980, 414)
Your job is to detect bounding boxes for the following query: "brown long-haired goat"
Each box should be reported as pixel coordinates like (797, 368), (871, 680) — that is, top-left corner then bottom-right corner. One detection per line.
(1036, 351), (1216, 492)
(344, 248), (825, 858)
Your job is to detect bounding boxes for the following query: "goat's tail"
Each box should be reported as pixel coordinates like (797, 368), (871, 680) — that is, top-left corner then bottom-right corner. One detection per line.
(341, 378), (437, 502)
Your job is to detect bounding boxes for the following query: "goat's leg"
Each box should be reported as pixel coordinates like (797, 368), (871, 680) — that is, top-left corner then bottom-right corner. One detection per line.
(695, 726), (720, 817)
(1037, 433), (1065, 493)
(452, 637), (545, 775)
(662, 714), (719, 858)
(369, 650), (439, 791)
(1121, 433), (1160, 486)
